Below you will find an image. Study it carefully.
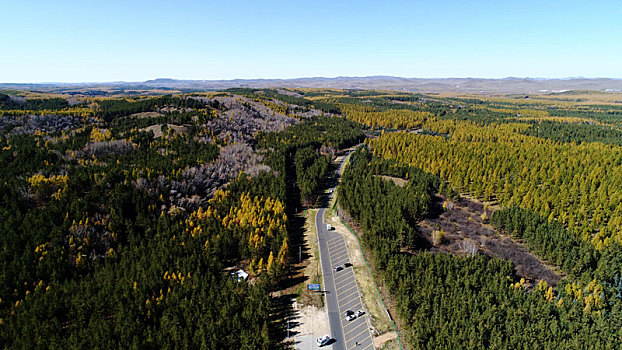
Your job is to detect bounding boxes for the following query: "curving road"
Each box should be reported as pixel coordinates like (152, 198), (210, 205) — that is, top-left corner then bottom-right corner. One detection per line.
(316, 151), (374, 350)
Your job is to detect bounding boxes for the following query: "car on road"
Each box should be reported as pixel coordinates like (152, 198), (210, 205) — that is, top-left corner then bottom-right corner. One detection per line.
(356, 309), (365, 317)
(316, 334), (331, 347)
(333, 265), (343, 272)
(346, 314), (356, 321)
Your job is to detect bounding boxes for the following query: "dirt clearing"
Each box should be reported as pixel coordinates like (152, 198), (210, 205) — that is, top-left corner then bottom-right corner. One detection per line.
(377, 175), (407, 187)
(374, 332), (398, 349)
(418, 195), (561, 286)
(141, 124), (189, 138)
(287, 301), (330, 340)
(129, 111), (163, 119)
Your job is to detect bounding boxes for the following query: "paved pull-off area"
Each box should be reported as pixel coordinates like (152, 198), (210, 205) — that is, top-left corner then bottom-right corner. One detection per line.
(314, 152), (374, 350)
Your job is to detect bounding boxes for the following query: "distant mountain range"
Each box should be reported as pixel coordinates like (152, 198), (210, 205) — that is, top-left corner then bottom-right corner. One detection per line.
(3, 76), (622, 94)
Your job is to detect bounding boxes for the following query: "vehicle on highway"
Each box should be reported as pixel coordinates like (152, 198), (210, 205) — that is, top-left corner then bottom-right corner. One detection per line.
(316, 334), (331, 347)
(346, 314), (356, 321)
(333, 265), (343, 272)
(356, 309), (365, 317)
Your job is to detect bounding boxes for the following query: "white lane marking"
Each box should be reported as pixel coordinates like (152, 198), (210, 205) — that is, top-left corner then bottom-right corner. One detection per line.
(335, 278), (356, 290)
(337, 284), (358, 299)
(345, 323), (369, 342)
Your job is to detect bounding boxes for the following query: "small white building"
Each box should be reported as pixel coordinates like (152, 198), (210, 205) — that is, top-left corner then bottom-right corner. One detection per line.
(232, 269), (249, 281)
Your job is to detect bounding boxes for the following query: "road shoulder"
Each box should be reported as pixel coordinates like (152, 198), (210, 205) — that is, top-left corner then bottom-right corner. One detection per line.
(287, 209), (331, 349)
(325, 152), (401, 349)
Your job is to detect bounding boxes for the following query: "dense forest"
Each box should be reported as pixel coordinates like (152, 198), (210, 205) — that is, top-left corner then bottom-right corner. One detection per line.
(0, 90), (363, 348)
(4, 87), (622, 349)
(327, 89), (622, 348)
(369, 122), (622, 247)
(339, 148), (622, 348)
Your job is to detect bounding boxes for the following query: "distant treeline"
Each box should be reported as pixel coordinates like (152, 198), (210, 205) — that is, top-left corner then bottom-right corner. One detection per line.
(0, 93), (70, 110)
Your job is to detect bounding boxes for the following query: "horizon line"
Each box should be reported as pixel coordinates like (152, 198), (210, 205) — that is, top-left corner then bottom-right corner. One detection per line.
(2, 75), (622, 85)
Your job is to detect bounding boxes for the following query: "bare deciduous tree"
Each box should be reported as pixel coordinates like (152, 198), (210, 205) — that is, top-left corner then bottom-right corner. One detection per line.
(459, 239), (478, 257)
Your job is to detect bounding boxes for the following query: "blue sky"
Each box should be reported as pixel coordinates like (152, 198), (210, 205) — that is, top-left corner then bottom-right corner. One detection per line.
(1, 0), (621, 82)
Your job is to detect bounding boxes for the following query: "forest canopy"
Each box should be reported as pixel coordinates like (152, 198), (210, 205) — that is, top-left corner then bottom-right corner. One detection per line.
(0, 90), (363, 348)
(4, 87), (622, 349)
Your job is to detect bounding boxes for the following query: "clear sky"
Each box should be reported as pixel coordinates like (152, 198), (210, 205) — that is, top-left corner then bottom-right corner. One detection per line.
(1, 0), (621, 82)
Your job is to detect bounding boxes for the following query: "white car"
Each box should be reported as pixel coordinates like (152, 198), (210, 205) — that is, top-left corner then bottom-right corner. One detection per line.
(346, 314), (356, 321)
(316, 334), (331, 347)
(356, 309), (365, 317)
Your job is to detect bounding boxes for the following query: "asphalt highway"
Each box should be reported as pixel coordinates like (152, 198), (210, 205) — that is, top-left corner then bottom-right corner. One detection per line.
(316, 151), (374, 349)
